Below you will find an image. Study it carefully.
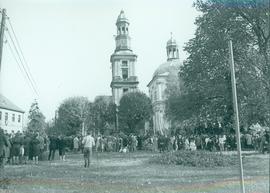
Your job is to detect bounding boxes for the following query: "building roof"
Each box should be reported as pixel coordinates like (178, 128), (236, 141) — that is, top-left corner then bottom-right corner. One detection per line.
(116, 10), (129, 24)
(113, 50), (134, 55)
(147, 59), (181, 87)
(0, 94), (24, 113)
(153, 59), (181, 77)
(167, 37), (177, 46)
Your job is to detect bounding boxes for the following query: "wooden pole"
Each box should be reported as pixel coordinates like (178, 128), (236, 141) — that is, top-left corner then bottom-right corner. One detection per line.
(115, 105), (119, 133)
(228, 40), (245, 193)
(0, 9), (7, 73)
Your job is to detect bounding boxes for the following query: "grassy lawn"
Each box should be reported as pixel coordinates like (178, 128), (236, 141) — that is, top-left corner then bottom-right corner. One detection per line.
(0, 151), (269, 193)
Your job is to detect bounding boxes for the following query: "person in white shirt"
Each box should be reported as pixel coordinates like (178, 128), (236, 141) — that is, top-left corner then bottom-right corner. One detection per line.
(219, 134), (226, 152)
(82, 131), (95, 168)
(73, 136), (79, 153)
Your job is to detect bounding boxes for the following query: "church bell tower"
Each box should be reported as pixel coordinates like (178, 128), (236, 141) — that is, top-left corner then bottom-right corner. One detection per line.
(110, 10), (139, 106)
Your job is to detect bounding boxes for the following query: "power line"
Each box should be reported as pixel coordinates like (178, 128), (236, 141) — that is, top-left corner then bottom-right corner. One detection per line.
(4, 34), (36, 95)
(6, 27), (39, 97)
(6, 17), (39, 90)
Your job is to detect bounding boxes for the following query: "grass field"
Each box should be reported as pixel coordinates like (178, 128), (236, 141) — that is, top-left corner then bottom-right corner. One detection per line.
(0, 151), (269, 193)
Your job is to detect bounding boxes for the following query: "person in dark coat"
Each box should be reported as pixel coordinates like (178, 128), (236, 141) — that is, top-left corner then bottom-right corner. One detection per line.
(11, 132), (21, 165)
(58, 136), (66, 161)
(48, 135), (57, 161)
(31, 133), (40, 164)
(0, 128), (10, 169)
(23, 133), (32, 164)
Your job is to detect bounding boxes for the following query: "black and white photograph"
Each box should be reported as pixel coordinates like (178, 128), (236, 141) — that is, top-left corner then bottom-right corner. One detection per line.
(0, 0), (269, 192)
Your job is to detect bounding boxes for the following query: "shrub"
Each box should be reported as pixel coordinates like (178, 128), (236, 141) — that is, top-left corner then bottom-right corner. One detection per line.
(149, 151), (238, 167)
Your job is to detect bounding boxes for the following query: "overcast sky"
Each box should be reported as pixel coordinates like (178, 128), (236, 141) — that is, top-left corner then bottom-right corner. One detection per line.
(0, 0), (199, 121)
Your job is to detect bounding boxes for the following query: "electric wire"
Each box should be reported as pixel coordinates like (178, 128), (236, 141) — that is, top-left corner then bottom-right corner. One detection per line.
(4, 34), (36, 95)
(6, 27), (39, 97)
(7, 17), (39, 91)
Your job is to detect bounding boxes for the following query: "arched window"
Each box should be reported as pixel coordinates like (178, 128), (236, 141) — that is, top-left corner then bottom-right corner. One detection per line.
(122, 27), (125, 32)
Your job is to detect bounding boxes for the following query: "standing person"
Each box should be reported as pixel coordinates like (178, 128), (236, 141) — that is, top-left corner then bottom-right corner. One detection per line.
(23, 133), (32, 164)
(19, 141), (24, 164)
(82, 130), (95, 168)
(189, 138), (197, 151)
(0, 128), (10, 169)
(10, 132), (21, 165)
(219, 134), (226, 152)
(37, 133), (45, 160)
(73, 136), (79, 153)
(31, 133), (40, 165)
(245, 132), (252, 150)
(3, 132), (11, 165)
(48, 135), (57, 160)
(195, 135), (202, 150)
(184, 137), (190, 150)
(58, 135), (66, 161)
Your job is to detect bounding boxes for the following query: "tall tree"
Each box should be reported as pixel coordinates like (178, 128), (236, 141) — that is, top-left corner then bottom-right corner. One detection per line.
(56, 97), (90, 136)
(27, 100), (46, 135)
(166, 0), (270, 133)
(90, 96), (115, 135)
(118, 92), (152, 135)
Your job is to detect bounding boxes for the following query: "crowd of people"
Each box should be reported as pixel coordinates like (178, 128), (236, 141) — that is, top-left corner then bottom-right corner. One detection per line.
(151, 131), (269, 153)
(0, 129), (47, 166)
(0, 127), (269, 169)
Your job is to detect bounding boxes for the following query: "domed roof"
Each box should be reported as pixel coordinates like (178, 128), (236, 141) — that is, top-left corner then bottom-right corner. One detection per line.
(167, 37), (177, 46)
(117, 10), (129, 24)
(153, 59), (181, 77)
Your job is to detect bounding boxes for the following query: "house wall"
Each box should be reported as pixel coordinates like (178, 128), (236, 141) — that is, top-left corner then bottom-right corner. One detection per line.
(0, 108), (24, 133)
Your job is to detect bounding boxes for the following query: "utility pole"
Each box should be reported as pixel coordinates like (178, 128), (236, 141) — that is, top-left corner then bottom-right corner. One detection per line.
(228, 40), (245, 193)
(0, 9), (7, 73)
(115, 105), (119, 133)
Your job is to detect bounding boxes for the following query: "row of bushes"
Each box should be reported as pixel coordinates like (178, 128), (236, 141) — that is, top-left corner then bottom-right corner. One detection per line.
(150, 151), (238, 167)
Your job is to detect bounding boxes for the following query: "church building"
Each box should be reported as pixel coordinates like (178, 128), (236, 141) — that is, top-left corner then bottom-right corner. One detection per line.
(110, 10), (139, 106)
(147, 36), (181, 135)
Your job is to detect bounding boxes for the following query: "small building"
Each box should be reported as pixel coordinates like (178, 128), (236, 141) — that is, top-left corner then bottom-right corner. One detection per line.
(147, 36), (181, 136)
(0, 94), (24, 133)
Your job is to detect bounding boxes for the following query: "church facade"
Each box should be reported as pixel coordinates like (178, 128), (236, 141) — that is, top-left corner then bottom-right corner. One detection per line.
(110, 10), (139, 106)
(147, 36), (181, 136)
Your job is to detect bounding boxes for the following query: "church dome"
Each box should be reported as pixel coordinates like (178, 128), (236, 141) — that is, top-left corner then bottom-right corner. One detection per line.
(167, 37), (177, 47)
(117, 10), (129, 24)
(153, 59), (181, 77)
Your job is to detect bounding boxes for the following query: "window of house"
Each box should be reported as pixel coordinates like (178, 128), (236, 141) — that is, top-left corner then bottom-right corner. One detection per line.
(12, 114), (15, 122)
(18, 115), (21, 123)
(122, 27), (125, 32)
(5, 113), (8, 121)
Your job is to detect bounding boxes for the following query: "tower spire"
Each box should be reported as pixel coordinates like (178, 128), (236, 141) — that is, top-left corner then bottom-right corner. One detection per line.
(115, 10), (131, 51)
(110, 10), (139, 106)
(166, 33), (179, 61)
